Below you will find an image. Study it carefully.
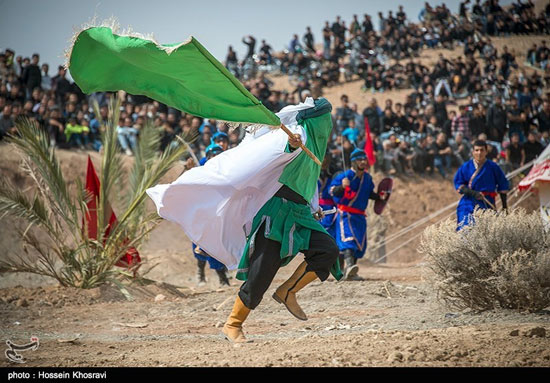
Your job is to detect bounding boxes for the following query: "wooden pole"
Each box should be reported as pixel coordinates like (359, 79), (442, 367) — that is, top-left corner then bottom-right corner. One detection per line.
(279, 123), (322, 166)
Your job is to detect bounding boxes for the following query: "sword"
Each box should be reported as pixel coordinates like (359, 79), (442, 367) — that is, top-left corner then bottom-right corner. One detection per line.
(313, 207), (337, 220)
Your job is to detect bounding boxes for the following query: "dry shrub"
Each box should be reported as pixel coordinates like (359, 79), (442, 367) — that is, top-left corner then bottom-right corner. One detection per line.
(419, 208), (550, 312)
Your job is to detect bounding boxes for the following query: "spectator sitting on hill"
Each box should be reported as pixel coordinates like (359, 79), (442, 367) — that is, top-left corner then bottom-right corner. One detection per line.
(523, 130), (544, 164)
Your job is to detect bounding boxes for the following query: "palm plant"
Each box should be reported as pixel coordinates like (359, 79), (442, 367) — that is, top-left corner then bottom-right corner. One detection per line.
(0, 96), (193, 289)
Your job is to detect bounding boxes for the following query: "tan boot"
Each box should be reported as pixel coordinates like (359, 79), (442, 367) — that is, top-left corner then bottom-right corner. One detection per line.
(222, 295), (252, 343)
(272, 261), (317, 321)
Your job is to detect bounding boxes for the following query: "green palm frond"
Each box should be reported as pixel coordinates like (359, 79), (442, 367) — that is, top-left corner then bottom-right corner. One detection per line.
(93, 98), (123, 241)
(107, 132), (189, 246)
(0, 176), (55, 235)
(182, 127), (200, 144)
(8, 118), (80, 230)
(126, 120), (161, 217)
(1, 96), (191, 289)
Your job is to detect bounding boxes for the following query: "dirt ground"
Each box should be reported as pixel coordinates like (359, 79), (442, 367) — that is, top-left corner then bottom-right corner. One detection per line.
(1, 30), (549, 367)
(1, 257), (549, 367)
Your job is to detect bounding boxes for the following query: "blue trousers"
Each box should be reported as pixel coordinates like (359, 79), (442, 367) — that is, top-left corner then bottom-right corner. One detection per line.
(192, 243), (225, 270)
(456, 196), (495, 230)
(335, 211), (367, 259)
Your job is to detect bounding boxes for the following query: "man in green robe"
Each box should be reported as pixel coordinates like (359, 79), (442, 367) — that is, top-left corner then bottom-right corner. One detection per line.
(223, 98), (343, 343)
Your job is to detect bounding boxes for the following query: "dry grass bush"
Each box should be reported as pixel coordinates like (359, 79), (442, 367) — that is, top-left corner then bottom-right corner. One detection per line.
(419, 208), (550, 312)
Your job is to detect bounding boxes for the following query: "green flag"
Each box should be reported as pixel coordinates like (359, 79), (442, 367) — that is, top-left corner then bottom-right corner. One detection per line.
(68, 27), (280, 127)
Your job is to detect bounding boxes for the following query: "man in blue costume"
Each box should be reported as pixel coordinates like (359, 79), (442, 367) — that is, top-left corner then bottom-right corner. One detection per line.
(330, 149), (386, 280)
(193, 144), (230, 286)
(317, 152), (339, 239)
(454, 140), (509, 229)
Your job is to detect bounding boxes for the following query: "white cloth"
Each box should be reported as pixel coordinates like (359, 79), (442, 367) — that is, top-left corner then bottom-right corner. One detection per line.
(146, 98), (316, 269)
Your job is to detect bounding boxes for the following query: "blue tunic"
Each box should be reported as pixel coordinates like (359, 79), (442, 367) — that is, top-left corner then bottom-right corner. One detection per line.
(318, 175), (337, 239)
(192, 243), (225, 270)
(453, 159), (509, 228)
(330, 169), (375, 258)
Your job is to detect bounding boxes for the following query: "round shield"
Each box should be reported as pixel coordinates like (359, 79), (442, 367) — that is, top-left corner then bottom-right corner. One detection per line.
(374, 177), (393, 215)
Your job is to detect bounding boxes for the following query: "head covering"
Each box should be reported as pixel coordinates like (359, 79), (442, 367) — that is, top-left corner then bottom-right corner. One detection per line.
(296, 98), (332, 122)
(213, 131), (229, 142)
(205, 144), (223, 158)
(276, 97), (315, 126)
(350, 148), (367, 162)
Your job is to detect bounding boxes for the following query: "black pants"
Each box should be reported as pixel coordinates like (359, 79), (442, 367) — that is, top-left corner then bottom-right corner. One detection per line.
(238, 221), (339, 310)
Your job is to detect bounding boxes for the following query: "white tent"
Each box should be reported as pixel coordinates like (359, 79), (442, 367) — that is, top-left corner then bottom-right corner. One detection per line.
(518, 144), (550, 230)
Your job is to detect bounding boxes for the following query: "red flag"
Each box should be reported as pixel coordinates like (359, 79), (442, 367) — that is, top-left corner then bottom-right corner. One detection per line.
(363, 117), (376, 166)
(84, 156), (116, 239)
(84, 156), (141, 269)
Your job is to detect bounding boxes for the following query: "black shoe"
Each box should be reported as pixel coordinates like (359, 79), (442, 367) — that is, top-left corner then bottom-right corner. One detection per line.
(343, 256), (359, 280)
(216, 269), (230, 286)
(196, 260), (206, 285)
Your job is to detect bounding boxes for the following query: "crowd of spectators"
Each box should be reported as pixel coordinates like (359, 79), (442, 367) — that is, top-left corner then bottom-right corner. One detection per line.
(332, 87), (548, 179)
(526, 39), (550, 70)
(0, 0), (549, 182)
(224, 0), (550, 97)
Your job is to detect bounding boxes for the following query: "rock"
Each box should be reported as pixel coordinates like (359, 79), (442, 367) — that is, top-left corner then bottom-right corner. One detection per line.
(435, 352), (447, 361)
(405, 334), (413, 340)
(416, 351), (427, 362)
(388, 352), (403, 363)
(524, 327), (546, 338)
(16, 298), (28, 307)
(509, 329), (520, 336)
(215, 321), (223, 328)
(87, 288), (101, 299)
(154, 294), (166, 302)
(391, 332), (402, 338)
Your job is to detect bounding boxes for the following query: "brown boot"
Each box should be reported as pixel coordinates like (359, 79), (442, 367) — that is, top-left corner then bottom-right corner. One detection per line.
(272, 261), (317, 321)
(222, 295), (252, 343)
